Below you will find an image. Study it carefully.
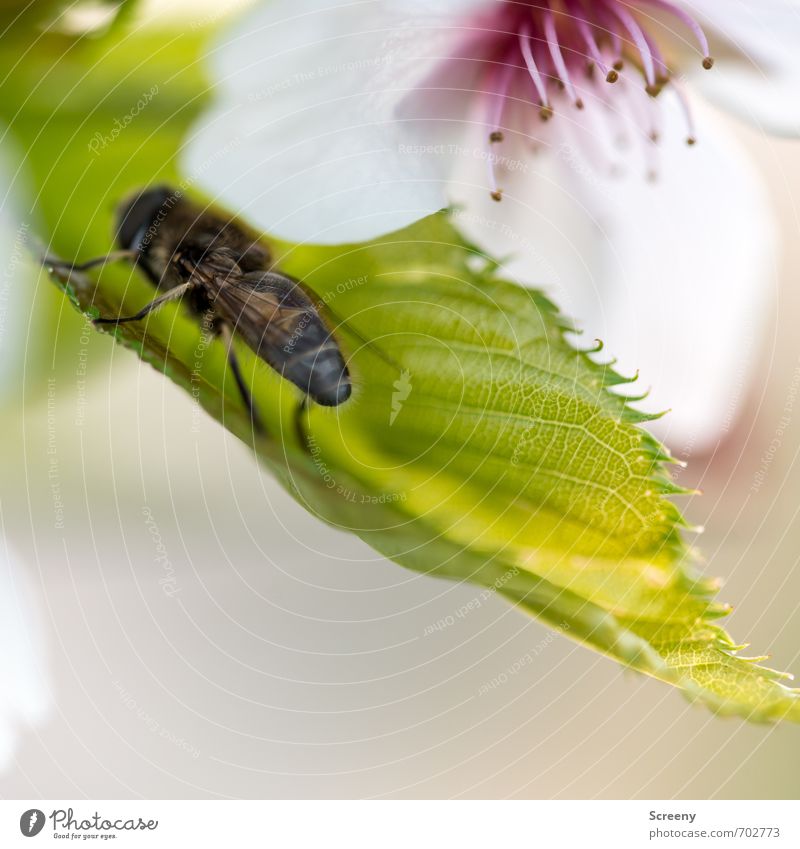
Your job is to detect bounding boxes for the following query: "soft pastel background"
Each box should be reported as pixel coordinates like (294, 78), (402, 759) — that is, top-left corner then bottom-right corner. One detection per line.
(1, 0), (799, 799)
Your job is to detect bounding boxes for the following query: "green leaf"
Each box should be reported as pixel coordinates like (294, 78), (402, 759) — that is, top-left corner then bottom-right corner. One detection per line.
(43, 209), (800, 724)
(13, 20), (798, 724)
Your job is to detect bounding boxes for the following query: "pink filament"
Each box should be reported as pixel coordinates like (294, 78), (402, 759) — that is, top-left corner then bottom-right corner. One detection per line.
(485, 59), (515, 199)
(636, 0), (712, 62)
(671, 77), (698, 144)
(572, 8), (613, 79)
(600, 0), (658, 90)
(542, 6), (584, 108)
(518, 24), (551, 114)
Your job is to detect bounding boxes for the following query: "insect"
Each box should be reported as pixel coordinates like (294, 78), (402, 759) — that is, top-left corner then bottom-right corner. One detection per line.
(47, 186), (352, 435)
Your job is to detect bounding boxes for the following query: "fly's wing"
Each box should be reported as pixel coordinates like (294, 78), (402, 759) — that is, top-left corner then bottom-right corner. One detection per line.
(212, 271), (352, 406)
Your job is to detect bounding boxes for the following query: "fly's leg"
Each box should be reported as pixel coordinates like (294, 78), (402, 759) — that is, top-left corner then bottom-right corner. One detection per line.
(294, 395), (311, 454)
(217, 321), (265, 436)
(44, 249), (138, 275)
(93, 281), (193, 326)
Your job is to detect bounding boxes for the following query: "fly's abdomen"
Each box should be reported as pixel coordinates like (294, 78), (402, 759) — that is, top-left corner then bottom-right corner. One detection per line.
(273, 314), (352, 407)
(215, 271), (352, 407)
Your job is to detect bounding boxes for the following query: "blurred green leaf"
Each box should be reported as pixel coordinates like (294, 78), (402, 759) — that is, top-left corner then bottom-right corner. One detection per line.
(0, 26), (208, 393)
(45, 207), (800, 724)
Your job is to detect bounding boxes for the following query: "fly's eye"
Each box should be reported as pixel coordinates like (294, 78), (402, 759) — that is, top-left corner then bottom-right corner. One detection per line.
(115, 186), (174, 252)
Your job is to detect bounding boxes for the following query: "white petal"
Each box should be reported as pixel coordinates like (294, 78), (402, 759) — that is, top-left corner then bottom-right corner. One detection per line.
(684, 0), (800, 135)
(588, 114), (776, 454)
(0, 543), (51, 772)
(381, 0), (489, 17)
(208, 0), (401, 101)
(184, 107), (450, 243)
(184, 0), (477, 242)
(452, 93), (776, 454)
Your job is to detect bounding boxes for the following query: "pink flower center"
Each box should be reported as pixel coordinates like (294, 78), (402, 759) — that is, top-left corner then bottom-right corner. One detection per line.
(461, 0), (714, 200)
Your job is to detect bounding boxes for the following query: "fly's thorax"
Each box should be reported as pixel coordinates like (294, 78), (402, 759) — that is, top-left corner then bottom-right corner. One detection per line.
(115, 185), (272, 287)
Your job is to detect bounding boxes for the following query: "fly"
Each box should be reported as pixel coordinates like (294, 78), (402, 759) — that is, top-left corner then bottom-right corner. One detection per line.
(46, 186), (352, 436)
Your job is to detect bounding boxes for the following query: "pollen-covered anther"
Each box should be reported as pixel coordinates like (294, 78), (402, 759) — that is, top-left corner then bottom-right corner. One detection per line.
(489, 130), (504, 143)
(702, 56), (715, 70)
(605, 69), (619, 83)
(490, 189), (503, 202)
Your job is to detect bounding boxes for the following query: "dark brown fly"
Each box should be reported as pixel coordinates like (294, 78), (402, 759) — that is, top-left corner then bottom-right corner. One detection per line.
(48, 186), (352, 434)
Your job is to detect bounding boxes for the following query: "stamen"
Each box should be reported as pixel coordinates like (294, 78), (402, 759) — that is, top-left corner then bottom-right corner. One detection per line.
(488, 59), (514, 141)
(645, 92), (661, 142)
(487, 145), (504, 199)
(643, 29), (669, 85)
(671, 78), (697, 144)
(562, 89), (617, 175)
(485, 60), (515, 200)
(602, 0), (659, 93)
(591, 72), (627, 147)
(543, 6), (584, 109)
(595, 4), (625, 72)
(619, 74), (659, 151)
(636, 0), (714, 68)
(573, 12), (615, 82)
(518, 25), (553, 119)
